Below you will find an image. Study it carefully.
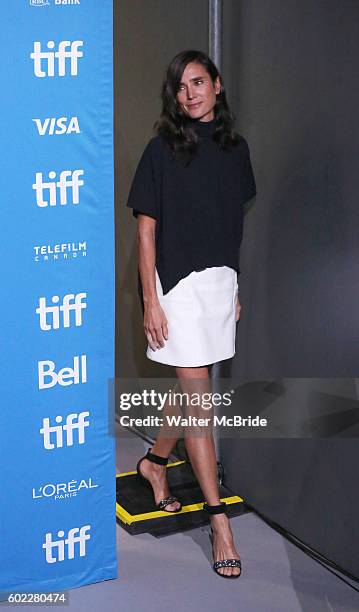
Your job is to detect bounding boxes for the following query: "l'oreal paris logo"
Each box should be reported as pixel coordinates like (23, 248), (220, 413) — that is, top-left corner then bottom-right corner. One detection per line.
(32, 478), (98, 501)
(30, 0), (50, 6)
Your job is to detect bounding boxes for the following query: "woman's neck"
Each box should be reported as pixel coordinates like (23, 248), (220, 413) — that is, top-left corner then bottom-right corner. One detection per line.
(186, 116), (216, 137)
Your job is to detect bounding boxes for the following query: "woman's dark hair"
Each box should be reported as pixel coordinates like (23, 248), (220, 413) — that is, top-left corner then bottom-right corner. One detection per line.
(155, 49), (240, 158)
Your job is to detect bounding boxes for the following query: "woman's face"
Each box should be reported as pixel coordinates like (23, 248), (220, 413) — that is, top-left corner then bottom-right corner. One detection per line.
(176, 61), (221, 122)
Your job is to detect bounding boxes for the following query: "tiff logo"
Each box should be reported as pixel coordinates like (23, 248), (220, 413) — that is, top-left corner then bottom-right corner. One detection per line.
(32, 170), (84, 207)
(36, 292), (87, 330)
(42, 525), (90, 563)
(40, 411), (90, 449)
(30, 41), (83, 77)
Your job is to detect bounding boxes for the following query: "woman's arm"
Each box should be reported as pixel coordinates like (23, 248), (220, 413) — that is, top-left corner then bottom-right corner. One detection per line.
(235, 293), (241, 322)
(137, 214), (168, 350)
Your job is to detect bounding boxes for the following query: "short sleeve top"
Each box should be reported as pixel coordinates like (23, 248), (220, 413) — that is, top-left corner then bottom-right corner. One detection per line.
(127, 118), (256, 295)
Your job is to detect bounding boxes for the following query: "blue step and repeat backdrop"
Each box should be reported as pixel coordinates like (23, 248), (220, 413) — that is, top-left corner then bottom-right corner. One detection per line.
(0, 0), (117, 595)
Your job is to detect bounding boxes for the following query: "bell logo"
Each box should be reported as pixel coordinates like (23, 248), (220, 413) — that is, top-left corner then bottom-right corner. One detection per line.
(38, 355), (87, 389)
(42, 525), (91, 563)
(55, 1), (81, 4)
(30, 40), (84, 78)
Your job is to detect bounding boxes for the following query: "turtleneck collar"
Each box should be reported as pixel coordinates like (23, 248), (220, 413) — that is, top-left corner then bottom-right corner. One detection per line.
(185, 117), (216, 138)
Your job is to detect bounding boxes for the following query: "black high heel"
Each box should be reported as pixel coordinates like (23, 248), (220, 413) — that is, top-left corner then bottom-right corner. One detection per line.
(203, 501), (242, 578)
(136, 448), (182, 513)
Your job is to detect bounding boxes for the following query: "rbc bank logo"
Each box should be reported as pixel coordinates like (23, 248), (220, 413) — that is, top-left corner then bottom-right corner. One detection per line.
(40, 411), (90, 449)
(33, 170), (84, 207)
(30, 0), (50, 6)
(36, 292), (87, 330)
(42, 525), (90, 564)
(30, 41), (84, 77)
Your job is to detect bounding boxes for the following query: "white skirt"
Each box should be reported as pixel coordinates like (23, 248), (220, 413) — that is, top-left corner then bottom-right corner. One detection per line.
(146, 266), (238, 367)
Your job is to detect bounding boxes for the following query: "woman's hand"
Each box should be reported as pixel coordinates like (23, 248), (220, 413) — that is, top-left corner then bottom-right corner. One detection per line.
(235, 292), (241, 322)
(144, 300), (169, 350)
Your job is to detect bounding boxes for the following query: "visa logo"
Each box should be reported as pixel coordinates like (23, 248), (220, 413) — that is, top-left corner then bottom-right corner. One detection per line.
(33, 116), (81, 136)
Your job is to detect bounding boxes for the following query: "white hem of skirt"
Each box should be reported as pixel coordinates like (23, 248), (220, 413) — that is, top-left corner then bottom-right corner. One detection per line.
(146, 348), (236, 368)
(146, 266), (238, 368)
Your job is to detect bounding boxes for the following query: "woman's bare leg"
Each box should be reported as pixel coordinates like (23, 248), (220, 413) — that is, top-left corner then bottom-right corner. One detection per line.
(176, 365), (241, 577)
(138, 382), (183, 511)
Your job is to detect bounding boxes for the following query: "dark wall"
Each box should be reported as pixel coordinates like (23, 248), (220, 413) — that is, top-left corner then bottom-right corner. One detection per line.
(115, 0), (208, 378)
(224, 0), (359, 379)
(220, 0), (359, 579)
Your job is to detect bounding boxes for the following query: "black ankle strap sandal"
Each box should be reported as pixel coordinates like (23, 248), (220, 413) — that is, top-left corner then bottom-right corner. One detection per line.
(203, 502), (227, 515)
(145, 449), (168, 466)
(136, 449), (182, 513)
(203, 502), (242, 579)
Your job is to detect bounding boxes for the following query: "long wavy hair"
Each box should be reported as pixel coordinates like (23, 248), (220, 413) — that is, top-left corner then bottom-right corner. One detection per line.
(155, 50), (240, 160)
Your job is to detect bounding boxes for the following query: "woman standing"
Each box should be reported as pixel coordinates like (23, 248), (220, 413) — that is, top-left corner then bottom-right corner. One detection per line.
(127, 50), (256, 578)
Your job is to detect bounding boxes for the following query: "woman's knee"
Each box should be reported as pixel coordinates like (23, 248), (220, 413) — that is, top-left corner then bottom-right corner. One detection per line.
(175, 365), (210, 380)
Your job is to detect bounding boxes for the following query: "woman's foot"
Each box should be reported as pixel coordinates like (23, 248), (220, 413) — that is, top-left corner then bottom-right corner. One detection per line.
(210, 513), (241, 577)
(138, 456), (181, 512)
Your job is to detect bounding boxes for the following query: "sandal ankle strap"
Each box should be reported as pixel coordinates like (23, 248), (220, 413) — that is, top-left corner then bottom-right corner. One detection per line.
(203, 501), (227, 515)
(145, 449), (168, 466)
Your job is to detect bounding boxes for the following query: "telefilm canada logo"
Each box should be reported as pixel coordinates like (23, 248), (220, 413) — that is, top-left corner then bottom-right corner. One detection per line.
(34, 240), (87, 262)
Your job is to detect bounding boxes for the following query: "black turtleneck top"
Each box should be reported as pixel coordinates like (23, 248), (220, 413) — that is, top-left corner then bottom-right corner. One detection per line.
(127, 118), (256, 295)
